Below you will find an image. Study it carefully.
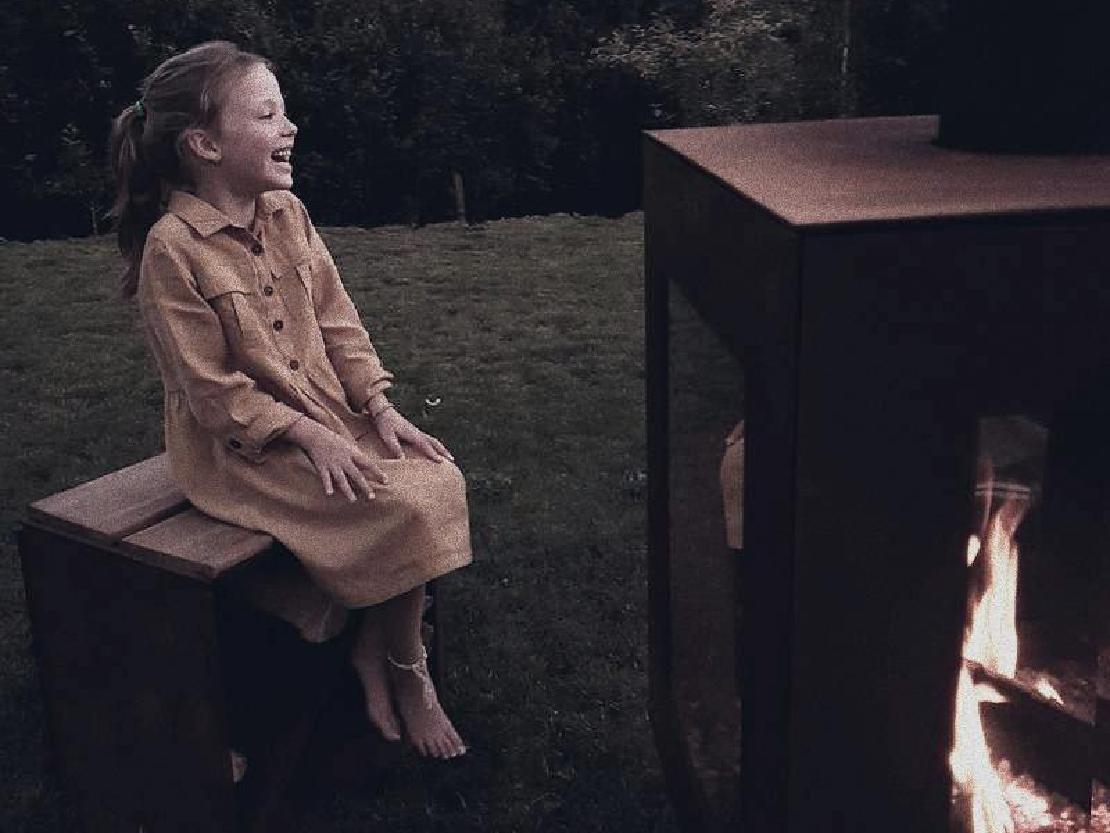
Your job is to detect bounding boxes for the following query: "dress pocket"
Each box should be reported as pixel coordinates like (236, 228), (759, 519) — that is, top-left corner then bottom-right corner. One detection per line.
(293, 261), (313, 303)
(282, 260), (317, 328)
(197, 270), (265, 347)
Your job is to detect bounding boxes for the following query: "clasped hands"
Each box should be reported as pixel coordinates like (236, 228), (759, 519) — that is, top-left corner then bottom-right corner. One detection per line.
(284, 405), (454, 502)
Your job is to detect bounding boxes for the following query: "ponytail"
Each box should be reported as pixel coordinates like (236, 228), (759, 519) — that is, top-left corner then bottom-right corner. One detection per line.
(109, 101), (164, 297)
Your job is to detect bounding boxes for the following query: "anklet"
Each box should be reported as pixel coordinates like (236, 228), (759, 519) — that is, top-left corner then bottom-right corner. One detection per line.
(386, 644), (427, 672)
(387, 645), (435, 706)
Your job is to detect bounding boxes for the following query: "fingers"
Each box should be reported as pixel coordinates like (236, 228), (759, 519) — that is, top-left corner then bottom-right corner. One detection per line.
(345, 464), (377, 503)
(314, 456), (382, 502)
(416, 438), (443, 462)
(311, 431), (456, 503)
(387, 438), (407, 460)
(335, 467), (358, 502)
(353, 449), (391, 486)
(428, 435), (455, 462)
(414, 433), (453, 464)
(376, 425), (407, 460)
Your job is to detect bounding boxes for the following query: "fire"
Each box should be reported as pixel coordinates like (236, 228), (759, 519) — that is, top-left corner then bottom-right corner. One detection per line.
(964, 488), (1025, 679)
(951, 665), (1014, 833)
(949, 478), (1030, 833)
(1032, 678), (1064, 706)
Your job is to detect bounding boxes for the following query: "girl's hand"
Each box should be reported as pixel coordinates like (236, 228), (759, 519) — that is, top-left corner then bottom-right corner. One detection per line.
(373, 406), (455, 464)
(284, 417), (389, 501)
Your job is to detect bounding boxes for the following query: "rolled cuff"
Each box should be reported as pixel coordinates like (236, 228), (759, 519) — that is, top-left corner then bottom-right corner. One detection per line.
(225, 401), (305, 463)
(361, 390), (393, 418)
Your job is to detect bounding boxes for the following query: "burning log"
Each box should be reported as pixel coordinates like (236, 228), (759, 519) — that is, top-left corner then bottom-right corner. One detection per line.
(968, 659), (1096, 808)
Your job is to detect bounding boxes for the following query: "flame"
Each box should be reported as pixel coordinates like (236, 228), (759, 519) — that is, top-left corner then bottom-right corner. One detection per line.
(951, 665), (1015, 833)
(1032, 677), (1064, 706)
(967, 534), (982, 567)
(950, 482), (1030, 833)
(1001, 777), (1052, 829)
(964, 492), (1025, 677)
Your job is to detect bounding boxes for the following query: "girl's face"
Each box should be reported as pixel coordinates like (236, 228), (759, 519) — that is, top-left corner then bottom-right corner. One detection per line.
(210, 64), (298, 197)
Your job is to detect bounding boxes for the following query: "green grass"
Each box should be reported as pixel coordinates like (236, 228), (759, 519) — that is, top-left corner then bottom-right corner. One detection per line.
(0, 213), (678, 832)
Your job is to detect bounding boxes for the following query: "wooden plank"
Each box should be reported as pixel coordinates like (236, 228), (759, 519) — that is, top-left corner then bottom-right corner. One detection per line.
(969, 661), (1097, 804)
(27, 454), (187, 544)
(121, 508), (274, 582)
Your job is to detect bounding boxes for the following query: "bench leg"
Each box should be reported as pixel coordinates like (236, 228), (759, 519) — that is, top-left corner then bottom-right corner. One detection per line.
(19, 524), (239, 833)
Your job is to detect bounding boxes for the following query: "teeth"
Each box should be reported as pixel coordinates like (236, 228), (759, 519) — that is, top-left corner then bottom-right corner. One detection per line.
(272, 149), (292, 162)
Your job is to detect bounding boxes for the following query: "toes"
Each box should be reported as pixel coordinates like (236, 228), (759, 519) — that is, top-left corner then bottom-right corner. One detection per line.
(437, 736), (453, 760)
(429, 738), (444, 759)
(435, 731), (460, 759)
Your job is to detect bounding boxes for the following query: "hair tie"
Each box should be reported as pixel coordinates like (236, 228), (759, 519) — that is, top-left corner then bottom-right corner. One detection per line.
(134, 99), (146, 118)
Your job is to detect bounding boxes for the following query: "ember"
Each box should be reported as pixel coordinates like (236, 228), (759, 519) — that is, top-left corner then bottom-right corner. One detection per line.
(953, 775), (1109, 833)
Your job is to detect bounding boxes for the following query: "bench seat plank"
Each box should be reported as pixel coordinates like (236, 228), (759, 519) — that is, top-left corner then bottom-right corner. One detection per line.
(121, 508), (274, 582)
(27, 454), (187, 544)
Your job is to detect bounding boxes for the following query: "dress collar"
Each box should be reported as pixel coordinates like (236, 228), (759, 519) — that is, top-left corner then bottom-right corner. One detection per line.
(167, 190), (288, 237)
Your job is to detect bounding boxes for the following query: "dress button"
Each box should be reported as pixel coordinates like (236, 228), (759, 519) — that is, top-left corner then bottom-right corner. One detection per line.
(251, 243), (263, 255)
(272, 319), (284, 331)
(228, 438), (242, 449)
(263, 285), (274, 296)
(289, 359), (300, 371)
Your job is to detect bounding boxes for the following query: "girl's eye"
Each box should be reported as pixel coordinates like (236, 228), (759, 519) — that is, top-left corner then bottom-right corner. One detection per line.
(260, 113), (274, 120)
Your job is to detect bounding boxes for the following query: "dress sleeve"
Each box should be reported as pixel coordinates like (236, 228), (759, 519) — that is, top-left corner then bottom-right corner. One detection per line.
(297, 199), (395, 414)
(139, 236), (304, 462)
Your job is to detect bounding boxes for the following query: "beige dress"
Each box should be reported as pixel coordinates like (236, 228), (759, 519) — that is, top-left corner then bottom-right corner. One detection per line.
(136, 190), (472, 630)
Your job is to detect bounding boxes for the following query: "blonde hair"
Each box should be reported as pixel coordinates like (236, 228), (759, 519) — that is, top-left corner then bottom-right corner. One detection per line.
(109, 41), (271, 296)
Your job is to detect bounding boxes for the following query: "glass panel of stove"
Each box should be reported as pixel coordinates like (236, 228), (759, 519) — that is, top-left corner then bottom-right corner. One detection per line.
(950, 415), (1104, 833)
(666, 277), (745, 827)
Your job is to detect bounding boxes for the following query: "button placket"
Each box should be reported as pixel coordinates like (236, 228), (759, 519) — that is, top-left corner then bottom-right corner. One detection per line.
(255, 247), (286, 338)
(259, 258), (303, 375)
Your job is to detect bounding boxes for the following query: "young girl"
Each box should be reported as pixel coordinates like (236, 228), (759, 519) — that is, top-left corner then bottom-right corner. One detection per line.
(109, 40), (472, 761)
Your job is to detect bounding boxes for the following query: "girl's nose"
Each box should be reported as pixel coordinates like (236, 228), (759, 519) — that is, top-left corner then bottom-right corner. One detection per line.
(283, 116), (297, 136)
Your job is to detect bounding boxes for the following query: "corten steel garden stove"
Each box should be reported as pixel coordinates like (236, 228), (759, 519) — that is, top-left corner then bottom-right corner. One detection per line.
(644, 114), (1110, 833)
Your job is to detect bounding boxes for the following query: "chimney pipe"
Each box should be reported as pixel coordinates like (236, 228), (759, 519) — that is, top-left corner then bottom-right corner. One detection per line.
(936, 0), (1110, 153)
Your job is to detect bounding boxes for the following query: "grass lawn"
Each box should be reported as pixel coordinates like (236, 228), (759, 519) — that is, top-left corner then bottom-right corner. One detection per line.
(0, 212), (679, 832)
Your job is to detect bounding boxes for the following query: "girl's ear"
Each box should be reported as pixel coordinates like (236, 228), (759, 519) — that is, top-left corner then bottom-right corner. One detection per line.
(182, 127), (222, 165)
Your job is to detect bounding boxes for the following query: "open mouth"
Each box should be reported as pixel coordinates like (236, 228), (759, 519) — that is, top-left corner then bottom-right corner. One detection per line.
(271, 148), (293, 163)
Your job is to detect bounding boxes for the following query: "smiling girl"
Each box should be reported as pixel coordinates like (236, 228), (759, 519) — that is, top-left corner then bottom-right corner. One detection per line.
(109, 41), (471, 761)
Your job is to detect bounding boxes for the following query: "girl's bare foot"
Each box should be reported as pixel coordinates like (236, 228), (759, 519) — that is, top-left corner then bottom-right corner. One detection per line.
(387, 646), (466, 759)
(351, 618), (402, 742)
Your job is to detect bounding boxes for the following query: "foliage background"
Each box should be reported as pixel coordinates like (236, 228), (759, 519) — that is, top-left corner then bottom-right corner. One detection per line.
(2, 1), (953, 829)
(1, 0), (946, 241)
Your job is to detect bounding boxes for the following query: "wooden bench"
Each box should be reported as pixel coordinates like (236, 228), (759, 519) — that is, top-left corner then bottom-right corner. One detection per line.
(18, 454), (440, 833)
